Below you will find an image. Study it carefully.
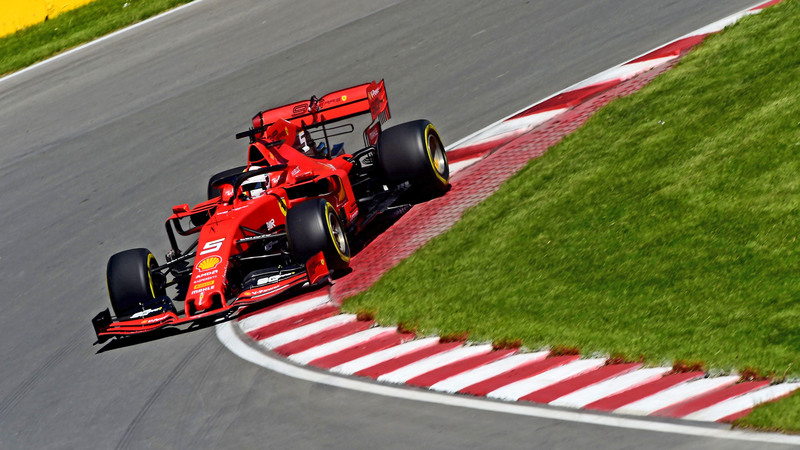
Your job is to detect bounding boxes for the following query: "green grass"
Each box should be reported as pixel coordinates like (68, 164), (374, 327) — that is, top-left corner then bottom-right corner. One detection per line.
(0, 0), (193, 76)
(344, 0), (800, 431)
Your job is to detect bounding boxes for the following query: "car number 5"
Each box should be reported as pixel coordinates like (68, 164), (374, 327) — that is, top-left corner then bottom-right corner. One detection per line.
(200, 238), (225, 255)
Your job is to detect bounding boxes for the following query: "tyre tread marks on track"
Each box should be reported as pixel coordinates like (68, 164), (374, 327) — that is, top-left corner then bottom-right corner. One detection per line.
(183, 342), (229, 450)
(115, 332), (214, 450)
(0, 327), (84, 420)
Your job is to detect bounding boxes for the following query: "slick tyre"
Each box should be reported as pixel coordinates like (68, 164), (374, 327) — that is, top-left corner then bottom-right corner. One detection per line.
(286, 198), (350, 273)
(106, 248), (165, 318)
(207, 166), (247, 199)
(377, 120), (449, 193)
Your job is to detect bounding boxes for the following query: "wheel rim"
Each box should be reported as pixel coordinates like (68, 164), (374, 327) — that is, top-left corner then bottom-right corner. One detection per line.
(146, 253), (158, 298)
(328, 210), (348, 256)
(428, 133), (447, 178)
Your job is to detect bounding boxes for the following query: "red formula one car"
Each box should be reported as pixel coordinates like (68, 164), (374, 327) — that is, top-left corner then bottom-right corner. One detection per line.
(92, 80), (449, 343)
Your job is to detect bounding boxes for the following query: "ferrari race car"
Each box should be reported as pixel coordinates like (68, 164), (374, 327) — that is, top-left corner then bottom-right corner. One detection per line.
(92, 80), (450, 343)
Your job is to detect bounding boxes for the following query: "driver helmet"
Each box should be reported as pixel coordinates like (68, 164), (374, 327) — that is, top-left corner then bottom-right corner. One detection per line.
(241, 166), (270, 199)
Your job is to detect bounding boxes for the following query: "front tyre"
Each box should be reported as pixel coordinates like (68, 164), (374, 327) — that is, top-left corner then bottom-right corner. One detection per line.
(377, 120), (449, 194)
(286, 199), (350, 273)
(106, 248), (165, 318)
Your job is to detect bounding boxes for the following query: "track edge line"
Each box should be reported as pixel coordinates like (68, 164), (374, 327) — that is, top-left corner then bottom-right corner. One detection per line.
(215, 321), (800, 445)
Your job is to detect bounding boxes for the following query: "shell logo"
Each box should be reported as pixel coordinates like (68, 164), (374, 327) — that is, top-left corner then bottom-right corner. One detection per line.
(196, 256), (222, 271)
(341, 95), (347, 101)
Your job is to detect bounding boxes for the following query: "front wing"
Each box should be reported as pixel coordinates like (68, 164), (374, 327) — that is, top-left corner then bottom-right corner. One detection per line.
(92, 252), (328, 343)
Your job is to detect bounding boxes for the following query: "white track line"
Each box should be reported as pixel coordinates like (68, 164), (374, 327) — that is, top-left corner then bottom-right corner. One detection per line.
(685, 383), (800, 422)
(455, 108), (567, 149)
(572, 56), (677, 90)
(549, 367), (671, 409)
(377, 344), (494, 384)
(448, 157), (483, 175)
(487, 358), (607, 401)
(238, 294), (332, 333)
(217, 321), (800, 446)
(692, 9), (760, 36)
(330, 337), (440, 375)
(288, 326), (397, 365)
(0, 0), (206, 85)
(615, 376), (740, 416)
(429, 351), (548, 394)
(258, 314), (355, 349)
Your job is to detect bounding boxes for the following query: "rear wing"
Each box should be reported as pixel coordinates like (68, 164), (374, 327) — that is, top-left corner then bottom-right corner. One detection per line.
(237, 80), (390, 145)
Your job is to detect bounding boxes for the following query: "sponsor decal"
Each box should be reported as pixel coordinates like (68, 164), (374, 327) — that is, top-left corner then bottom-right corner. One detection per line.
(192, 285), (214, 295)
(200, 238), (225, 255)
(196, 256), (222, 271)
(242, 274), (303, 298)
(141, 317), (165, 324)
(292, 104), (307, 116)
(268, 126), (290, 142)
(320, 96), (346, 106)
(367, 81), (389, 121)
(192, 280), (215, 290)
(193, 269), (218, 283)
(266, 218), (276, 230)
(366, 122), (381, 145)
(131, 308), (160, 319)
(257, 274), (281, 286)
(247, 285), (281, 297)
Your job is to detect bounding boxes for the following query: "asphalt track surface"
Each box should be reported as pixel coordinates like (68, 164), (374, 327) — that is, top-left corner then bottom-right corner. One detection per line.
(0, 0), (787, 448)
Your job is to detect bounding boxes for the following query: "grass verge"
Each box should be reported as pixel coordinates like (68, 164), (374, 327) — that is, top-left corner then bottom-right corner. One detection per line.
(0, 0), (193, 77)
(344, 0), (800, 431)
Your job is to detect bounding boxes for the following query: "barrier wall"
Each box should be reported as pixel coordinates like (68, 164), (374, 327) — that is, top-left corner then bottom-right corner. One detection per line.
(0, 0), (96, 37)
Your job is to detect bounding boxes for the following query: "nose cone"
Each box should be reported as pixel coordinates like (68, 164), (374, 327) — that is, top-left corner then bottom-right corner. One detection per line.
(195, 291), (214, 311)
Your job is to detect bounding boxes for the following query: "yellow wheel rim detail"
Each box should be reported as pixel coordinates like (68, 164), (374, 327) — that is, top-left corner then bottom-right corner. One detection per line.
(146, 253), (157, 298)
(324, 203), (350, 262)
(425, 124), (448, 185)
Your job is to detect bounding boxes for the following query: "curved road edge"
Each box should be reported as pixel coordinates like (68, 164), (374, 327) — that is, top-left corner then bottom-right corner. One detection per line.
(216, 320), (800, 446)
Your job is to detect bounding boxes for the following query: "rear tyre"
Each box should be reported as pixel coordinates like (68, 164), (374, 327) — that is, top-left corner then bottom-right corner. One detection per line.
(286, 198), (350, 273)
(106, 248), (165, 318)
(377, 120), (449, 194)
(207, 166), (247, 199)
